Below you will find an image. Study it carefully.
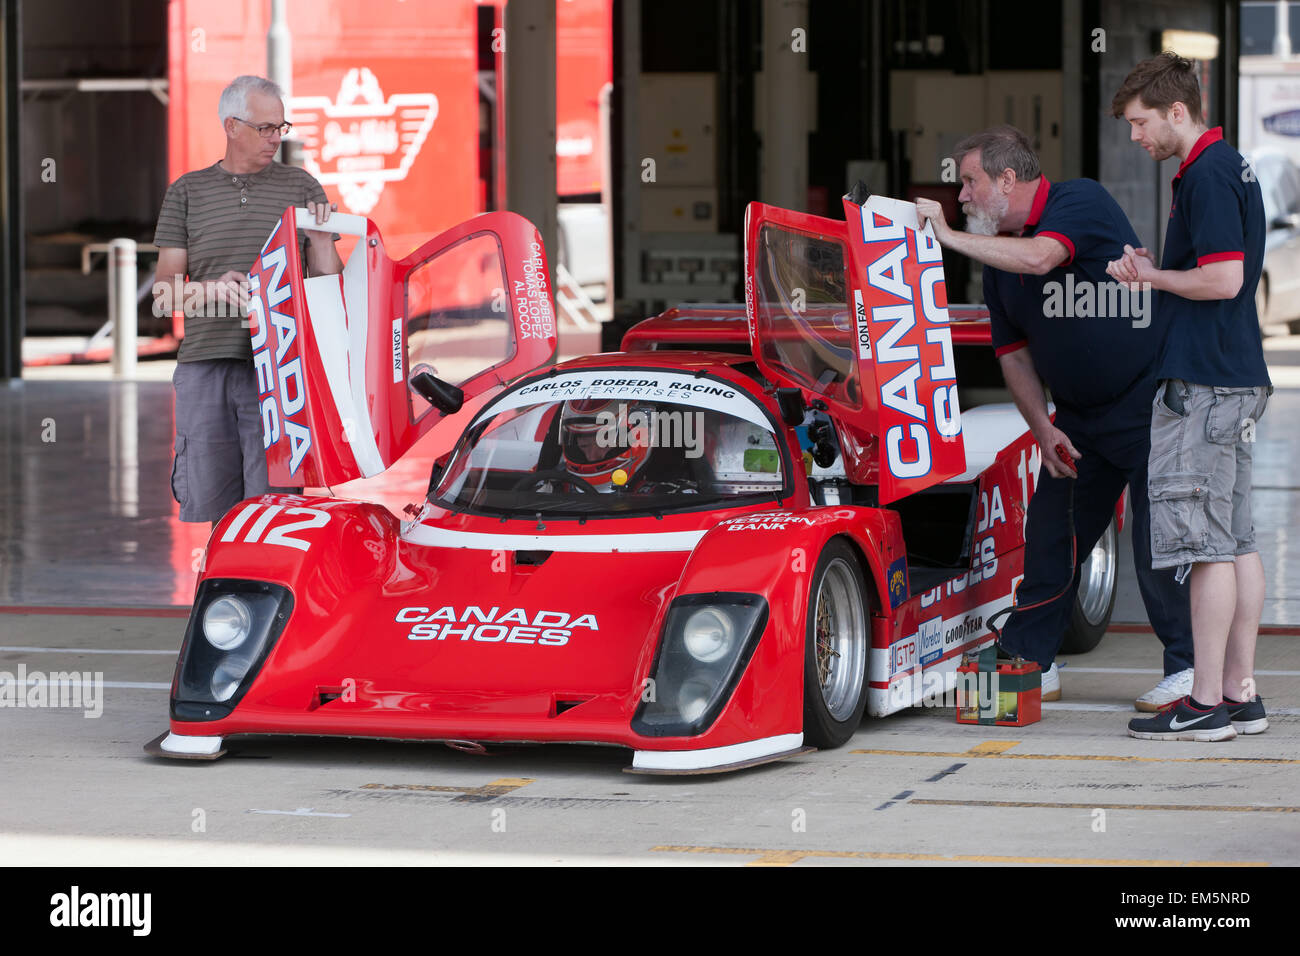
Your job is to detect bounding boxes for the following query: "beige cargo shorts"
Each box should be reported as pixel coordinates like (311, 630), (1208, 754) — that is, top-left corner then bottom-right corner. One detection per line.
(1147, 378), (1271, 578)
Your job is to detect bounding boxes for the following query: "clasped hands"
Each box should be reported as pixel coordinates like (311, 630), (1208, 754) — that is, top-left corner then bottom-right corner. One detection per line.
(1105, 244), (1157, 290)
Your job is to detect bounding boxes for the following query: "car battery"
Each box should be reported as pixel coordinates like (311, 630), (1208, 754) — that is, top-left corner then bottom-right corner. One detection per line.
(955, 647), (1041, 726)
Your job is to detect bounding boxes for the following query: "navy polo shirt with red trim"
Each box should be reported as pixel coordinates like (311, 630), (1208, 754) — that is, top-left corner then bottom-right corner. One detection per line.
(985, 177), (1161, 428)
(1156, 127), (1270, 387)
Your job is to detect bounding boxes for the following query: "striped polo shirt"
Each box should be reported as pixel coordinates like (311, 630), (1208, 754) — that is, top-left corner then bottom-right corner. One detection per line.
(153, 160), (331, 362)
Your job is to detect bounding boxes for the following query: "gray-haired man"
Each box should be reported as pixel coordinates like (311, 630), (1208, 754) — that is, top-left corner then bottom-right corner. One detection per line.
(153, 75), (342, 525)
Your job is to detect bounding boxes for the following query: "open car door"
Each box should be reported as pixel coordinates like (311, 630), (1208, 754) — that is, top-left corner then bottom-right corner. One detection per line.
(744, 196), (965, 504)
(246, 207), (557, 486)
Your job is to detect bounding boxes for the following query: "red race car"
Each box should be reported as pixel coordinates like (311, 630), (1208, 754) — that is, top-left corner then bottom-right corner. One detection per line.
(147, 193), (1120, 773)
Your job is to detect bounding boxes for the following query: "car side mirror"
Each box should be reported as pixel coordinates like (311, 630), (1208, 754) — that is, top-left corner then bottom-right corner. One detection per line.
(409, 364), (464, 415)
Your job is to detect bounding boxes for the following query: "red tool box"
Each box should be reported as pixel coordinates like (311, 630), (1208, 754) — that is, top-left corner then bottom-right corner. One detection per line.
(955, 647), (1042, 726)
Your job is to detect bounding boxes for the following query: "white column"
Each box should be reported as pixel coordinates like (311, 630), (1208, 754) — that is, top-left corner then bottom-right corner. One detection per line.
(759, 0), (812, 210)
(108, 238), (137, 379)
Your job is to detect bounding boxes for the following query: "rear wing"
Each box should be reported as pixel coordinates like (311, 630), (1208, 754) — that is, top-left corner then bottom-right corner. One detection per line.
(246, 207), (557, 486)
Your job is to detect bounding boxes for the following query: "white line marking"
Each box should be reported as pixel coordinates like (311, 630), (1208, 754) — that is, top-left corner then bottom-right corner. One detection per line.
(1044, 701), (1300, 716)
(1062, 666), (1300, 677)
(0, 646), (176, 656)
(247, 808), (351, 818)
(0, 679), (169, 690)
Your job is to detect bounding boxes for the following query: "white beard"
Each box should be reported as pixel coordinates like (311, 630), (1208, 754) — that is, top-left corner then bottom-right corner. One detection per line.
(966, 192), (1009, 236)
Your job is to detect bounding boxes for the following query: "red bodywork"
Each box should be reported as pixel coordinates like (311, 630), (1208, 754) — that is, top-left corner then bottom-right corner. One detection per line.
(156, 195), (1120, 772)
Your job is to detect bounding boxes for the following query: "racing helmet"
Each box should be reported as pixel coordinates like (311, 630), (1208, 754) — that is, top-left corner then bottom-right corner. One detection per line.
(559, 398), (653, 486)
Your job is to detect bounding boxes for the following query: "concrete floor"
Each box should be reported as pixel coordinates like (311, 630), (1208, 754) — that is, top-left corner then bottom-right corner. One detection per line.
(0, 610), (1294, 866)
(0, 330), (1297, 865)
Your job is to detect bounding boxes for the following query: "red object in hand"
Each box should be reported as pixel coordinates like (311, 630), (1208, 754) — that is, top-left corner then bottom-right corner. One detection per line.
(1055, 443), (1077, 474)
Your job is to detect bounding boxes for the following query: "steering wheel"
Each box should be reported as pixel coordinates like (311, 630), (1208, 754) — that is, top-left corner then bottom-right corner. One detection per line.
(510, 469), (600, 495)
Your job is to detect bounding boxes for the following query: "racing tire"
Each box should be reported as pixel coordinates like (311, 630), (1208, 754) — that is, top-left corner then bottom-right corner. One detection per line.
(1060, 516), (1118, 655)
(802, 539), (870, 749)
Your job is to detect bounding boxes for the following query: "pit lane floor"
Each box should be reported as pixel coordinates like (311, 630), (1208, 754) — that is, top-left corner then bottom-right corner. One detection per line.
(0, 331), (1297, 865)
(0, 611), (1296, 866)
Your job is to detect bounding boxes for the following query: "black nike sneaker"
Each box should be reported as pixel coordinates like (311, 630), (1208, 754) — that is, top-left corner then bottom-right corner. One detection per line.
(1223, 695), (1269, 735)
(1127, 696), (1237, 741)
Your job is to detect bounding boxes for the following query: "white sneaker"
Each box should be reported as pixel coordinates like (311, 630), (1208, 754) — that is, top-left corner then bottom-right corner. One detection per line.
(1040, 663), (1060, 702)
(1135, 667), (1193, 712)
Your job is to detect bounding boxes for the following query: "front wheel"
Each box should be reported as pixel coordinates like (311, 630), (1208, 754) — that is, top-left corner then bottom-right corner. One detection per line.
(1060, 516), (1118, 654)
(802, 540), (869, 748)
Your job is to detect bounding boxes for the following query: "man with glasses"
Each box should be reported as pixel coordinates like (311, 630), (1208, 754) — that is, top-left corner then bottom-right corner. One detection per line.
(153, 75), (342, 526)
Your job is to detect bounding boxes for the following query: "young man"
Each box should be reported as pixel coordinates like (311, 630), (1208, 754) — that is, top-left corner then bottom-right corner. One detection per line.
(154, 75), (342, 527)
(917, 126), (1192, 707)
(1109, 53), (1272, 741)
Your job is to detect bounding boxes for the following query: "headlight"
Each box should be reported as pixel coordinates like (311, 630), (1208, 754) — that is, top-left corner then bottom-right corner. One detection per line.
(203, 596), (252, 650)
(172, 581), (293, 721)
(682, 607), (735, 663)
(633, 593), (768, 738)
(677, 678), (714, 723)
(211, 657), (252, 701)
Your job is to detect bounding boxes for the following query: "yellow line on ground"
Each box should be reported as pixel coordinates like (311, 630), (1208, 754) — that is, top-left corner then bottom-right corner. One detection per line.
(968, 740), (1021, 753)
(911, 798), (1299, 813)
(650, 845), (1269, 867)
(849, 743), (1300, 765)
(359, 778), (535, 799)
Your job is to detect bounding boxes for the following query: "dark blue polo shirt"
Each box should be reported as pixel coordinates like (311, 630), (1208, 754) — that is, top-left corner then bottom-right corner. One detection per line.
(1156, 128), (1271, 387)
(985, 177), (1164, 429)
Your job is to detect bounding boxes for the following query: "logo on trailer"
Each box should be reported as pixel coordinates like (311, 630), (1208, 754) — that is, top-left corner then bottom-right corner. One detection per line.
(291, 67), (439, 214)
(1264, 109), (1300, 137)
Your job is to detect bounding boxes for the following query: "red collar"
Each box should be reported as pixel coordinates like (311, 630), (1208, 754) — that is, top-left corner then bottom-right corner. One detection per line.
(1174, 127), (1223, 180)
(1024, 177), (1050, 229)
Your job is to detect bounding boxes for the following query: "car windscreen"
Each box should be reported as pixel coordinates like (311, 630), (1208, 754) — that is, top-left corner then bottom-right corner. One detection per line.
(432, 370), (788, 517)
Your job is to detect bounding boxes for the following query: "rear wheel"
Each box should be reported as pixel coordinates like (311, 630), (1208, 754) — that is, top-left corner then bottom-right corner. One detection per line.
(802, 540), (869, 748)
(1060, 516), (1118, 654)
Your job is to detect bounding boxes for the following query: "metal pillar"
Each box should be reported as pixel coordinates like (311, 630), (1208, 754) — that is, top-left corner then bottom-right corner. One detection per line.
(109, 239), (138, 379)
(759, 0), (811, 210)
(269, 0), (301, 166)
(504, 0), (557, 301)
(1061, 0), (1082, 181)
(1, 0), (23, 381)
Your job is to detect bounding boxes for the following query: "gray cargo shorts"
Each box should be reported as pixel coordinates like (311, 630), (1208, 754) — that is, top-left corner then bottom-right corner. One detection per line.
(172, 358), (302, 523)
(1147, 378), (1271, 577)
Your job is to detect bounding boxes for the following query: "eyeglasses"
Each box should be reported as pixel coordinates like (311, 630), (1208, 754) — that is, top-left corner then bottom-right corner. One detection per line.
(234, 117), (293, 138)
